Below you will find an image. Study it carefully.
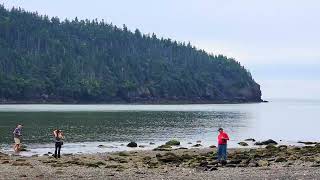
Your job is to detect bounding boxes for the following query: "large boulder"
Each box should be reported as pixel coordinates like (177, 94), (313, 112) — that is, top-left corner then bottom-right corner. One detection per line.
(127, 142), (138, 148)
(165, 140), (180, 146)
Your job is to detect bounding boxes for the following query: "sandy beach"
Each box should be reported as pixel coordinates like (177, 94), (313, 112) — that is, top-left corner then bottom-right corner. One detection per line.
(1, 144), (320, 180)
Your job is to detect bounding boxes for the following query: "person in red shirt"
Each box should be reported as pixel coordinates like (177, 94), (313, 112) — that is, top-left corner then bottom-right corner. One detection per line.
(217, 128), (229, 164)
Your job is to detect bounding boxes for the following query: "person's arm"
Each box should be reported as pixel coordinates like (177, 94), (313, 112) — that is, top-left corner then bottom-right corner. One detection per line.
(224, 134), (229, 140)
(53, 130), (58, 137)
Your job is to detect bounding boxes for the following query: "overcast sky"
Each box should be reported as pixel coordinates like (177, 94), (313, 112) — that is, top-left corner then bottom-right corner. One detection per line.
(3, 0), (320, 100)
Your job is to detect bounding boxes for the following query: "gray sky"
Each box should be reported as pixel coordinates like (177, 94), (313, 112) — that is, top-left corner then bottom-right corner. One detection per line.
(3, 0), (320, 100)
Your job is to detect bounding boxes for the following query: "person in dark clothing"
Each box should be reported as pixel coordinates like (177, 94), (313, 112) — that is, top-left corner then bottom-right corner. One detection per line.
(53, 129), (64, 158)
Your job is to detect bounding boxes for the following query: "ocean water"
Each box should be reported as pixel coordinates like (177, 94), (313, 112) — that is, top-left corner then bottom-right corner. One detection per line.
(0, 99), (319, 156)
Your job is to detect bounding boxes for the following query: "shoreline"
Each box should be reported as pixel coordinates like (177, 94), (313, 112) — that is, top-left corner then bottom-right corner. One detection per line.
(0, 99), (265, 105)
(1, 144), (320, 179)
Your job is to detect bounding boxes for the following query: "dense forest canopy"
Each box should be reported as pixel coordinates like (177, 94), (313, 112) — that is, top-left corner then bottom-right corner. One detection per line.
(0, 6), (262, 103)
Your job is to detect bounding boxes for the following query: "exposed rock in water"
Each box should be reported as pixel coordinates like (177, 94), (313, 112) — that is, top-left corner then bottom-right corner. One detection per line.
(297, 141), (318, 145)
(127, 142), (138, 148)
(165, 140), (180, 146)
(244, 138), (256, 142)
(209, 145), (217, 148)
(254, 139), (278, 146)
(238, 142), (249, 146)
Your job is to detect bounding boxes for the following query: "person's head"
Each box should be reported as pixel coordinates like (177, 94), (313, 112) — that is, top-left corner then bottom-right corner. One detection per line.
(17, 124), (23, 129)
(218, 128), (223, 133)
(56, 129), (60, 134)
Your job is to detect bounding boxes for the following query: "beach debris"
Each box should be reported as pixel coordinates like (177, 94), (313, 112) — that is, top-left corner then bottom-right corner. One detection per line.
(127, 142), (138, 148)
(238, 142), (249, 146)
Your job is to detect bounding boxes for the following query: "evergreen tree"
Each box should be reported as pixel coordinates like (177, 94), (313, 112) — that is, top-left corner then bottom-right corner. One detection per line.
(0, 6), (261, 103)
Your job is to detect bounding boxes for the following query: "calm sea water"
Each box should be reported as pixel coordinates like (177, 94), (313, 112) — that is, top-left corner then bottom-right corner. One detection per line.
(0, 99), (319, 155)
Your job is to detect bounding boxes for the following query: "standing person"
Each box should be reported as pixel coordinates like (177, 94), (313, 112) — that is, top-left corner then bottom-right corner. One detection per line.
(217, 127), (229, 165)
(53, 129), (64, 158)
(13, 124), (23, 153)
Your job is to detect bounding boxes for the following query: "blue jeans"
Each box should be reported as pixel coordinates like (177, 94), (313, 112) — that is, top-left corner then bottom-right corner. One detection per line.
(217, 144), (227, 161)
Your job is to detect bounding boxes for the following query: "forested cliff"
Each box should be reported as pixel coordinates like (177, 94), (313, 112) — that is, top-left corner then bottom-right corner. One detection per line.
(0, 6), (262, 103)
